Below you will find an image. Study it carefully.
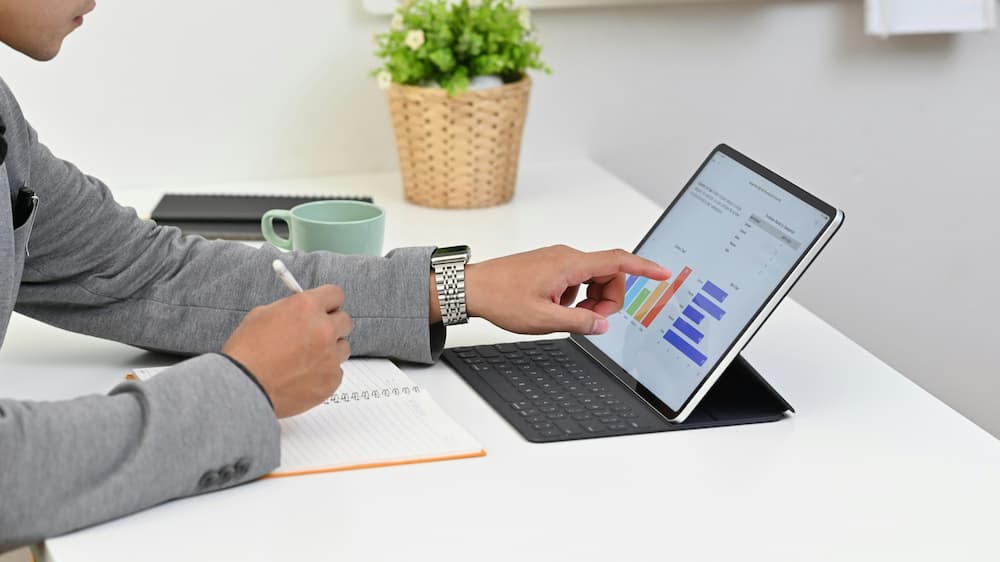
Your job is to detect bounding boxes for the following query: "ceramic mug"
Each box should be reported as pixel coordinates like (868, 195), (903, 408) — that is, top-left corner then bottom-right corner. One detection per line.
(261, 200), (385, 255)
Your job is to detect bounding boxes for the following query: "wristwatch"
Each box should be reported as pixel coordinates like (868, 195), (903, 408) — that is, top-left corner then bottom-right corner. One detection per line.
(431, 245), (471, 326)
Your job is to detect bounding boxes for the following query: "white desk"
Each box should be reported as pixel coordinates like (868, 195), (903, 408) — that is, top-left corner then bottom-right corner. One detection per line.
(3, 160), (999, 561)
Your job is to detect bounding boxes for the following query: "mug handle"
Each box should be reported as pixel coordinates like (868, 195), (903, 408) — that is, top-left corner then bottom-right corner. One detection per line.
(261, 209), (293, 250)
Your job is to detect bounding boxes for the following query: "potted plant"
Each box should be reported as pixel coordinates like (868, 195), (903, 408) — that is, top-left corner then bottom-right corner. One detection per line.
(373, 0), (550, 208)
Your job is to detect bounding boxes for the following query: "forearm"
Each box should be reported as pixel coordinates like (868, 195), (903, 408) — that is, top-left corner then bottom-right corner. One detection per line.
(19, 227), (441, 362)
(0, 354), (279, 548)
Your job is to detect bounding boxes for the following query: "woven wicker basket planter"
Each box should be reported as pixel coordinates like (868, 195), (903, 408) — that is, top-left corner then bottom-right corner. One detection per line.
(385, 75), (532, 208)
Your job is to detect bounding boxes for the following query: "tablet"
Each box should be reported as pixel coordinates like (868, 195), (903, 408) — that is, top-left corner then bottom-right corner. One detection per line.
(577, 144), (844, 422)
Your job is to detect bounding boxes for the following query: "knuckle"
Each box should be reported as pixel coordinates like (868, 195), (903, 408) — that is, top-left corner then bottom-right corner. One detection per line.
(341, 312), (354, 335)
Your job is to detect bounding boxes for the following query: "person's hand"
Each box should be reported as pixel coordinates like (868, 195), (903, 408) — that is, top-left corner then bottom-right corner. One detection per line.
(463, 245), (671, 335)
(222, 286), (352, 418)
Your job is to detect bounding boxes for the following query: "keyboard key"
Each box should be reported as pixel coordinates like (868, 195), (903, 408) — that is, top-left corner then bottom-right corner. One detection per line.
(532, 422), (553, 430)
(532, 399), (553, 407)
(571, 413), (592, 421)
(516, 342), (537, 350)
(546, 412), (567, 420)
(479, 372), (523, 401)
(476, 346), (500, 357)
(540, 429), (562, 438)
(509, 401), (530, 410)
(497, 343), (519, 353)
(599, 417), (620, 424)
(527, 415), (547, 424)
(607, 423), (628, 431)
(582, 421), (605, 433)
(628, 420), (650, 429)
(554, 419), (582, 435)
(517, 409), (539, 417)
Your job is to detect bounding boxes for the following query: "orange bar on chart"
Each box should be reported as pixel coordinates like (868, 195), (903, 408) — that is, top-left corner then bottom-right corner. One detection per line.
(633, 278), (670, 321)
(641, 266), (693, 327)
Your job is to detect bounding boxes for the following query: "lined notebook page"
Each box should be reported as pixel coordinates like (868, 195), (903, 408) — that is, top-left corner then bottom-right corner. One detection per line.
(276, 359), (484, 476)
(128, 359), (485, 477)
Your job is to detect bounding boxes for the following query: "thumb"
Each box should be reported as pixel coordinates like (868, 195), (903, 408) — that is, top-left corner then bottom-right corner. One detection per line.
(549, 304), (610, 335)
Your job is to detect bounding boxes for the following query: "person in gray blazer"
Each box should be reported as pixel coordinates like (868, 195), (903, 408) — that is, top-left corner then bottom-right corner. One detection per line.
(0, 0), (672, 550)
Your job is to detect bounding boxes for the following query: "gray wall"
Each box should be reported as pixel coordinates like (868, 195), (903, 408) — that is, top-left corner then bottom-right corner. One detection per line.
(1, 1), (996, 435)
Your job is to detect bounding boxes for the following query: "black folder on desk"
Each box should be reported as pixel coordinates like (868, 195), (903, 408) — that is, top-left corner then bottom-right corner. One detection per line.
(151, 193), (374, 240)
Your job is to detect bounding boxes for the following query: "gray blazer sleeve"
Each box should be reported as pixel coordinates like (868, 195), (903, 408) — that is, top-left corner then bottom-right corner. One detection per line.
(0, 354), (281, 549)
(0, 77), (443, 548)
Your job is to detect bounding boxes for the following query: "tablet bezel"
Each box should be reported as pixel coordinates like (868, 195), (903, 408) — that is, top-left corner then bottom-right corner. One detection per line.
(569, 143), (844, 423)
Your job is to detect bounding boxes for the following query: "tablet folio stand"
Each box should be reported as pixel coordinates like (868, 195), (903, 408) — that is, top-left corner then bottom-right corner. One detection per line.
(673, 354), (793, 430)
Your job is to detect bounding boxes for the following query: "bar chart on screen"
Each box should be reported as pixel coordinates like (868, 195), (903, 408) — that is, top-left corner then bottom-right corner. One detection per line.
(624, 271), (732, 367)
(662, 280), (729, 366)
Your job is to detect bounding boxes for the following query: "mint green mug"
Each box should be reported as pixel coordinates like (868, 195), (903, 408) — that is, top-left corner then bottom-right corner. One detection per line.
(261, 200), (385, 255)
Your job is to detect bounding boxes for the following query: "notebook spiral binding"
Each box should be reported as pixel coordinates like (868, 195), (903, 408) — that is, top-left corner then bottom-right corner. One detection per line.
(324, 385), (421, 405)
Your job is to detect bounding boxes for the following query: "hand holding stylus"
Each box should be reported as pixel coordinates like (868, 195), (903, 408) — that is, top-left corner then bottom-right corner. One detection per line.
(222, 260), (353, 418)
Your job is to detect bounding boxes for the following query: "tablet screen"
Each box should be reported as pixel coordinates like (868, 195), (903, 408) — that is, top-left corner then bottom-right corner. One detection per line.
(585, 148), (833, 412)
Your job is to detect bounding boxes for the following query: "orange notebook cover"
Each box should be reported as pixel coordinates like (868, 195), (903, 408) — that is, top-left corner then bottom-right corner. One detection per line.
(128, 359), (485, 477)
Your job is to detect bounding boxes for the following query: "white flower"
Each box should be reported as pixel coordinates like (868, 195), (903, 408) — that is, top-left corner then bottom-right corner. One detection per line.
(377, 70), (393, 90)
(517, 7), (532, 31)
(391, 13), (404, 31)
(405, 29), (425, 50)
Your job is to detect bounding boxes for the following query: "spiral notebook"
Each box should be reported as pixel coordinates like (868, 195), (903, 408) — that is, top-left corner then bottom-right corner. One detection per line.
(128, 359), (486, 477)
(150, 193), (374, 240)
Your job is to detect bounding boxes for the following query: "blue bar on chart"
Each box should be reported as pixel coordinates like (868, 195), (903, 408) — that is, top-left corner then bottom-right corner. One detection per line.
(672, 317), (704, 344)
(624, 278), (646, 309)
(664, 330), (707, 366)
(693, 293), (726, 321)
(625, 275), (638, 292)
(682, 305), (704, 325)
(702, 280), (728, 302)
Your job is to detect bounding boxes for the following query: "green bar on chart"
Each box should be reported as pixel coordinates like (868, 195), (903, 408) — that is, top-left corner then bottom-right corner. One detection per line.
(626, 288), (651, 316)
(633, 279), (669, 322)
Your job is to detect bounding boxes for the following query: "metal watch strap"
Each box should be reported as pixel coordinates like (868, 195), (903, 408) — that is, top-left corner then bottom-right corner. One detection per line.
(432, 246), (470, 326)
(434, 260), (467, 325)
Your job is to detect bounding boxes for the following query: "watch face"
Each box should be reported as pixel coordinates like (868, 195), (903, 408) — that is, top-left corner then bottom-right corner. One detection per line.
(435, 245), (471, 259)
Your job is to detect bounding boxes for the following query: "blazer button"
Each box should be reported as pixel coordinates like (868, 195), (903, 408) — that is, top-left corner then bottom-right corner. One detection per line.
(198, 471), (219, 489)
(234, 458), (252, 477)
(217, 465), (235, 485)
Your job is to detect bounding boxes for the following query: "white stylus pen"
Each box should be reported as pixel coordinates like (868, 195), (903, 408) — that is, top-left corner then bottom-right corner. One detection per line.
(272, 259), (304, 293)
